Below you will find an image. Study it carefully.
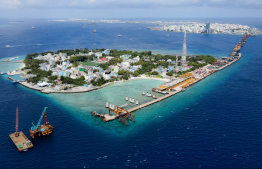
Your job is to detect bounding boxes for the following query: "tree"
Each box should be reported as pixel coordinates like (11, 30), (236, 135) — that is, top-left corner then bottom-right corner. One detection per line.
(151, 71), (159, 75)
(133, 71), (140, 77)
(72, 62), (79, 67)
(166, 71), (174, 76)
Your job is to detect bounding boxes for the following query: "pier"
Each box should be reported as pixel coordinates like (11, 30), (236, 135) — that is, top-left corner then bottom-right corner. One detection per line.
(92, 34), (246, 123)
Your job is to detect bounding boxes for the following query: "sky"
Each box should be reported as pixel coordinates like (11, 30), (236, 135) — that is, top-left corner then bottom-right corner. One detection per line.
(0, 0), (262, 19)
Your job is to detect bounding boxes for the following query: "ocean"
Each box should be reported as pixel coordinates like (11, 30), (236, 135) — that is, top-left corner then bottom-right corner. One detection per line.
(0, 18), (262, 168)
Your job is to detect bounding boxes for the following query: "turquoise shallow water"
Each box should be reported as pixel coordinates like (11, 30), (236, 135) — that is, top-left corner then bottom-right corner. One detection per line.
(45, 79), (165, 134)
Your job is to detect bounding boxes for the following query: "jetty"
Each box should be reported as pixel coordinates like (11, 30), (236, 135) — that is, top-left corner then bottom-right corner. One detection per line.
(91, 33), (247, 124)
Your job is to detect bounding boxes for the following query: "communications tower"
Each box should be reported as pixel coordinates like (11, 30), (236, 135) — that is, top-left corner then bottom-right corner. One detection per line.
(181, 30), (187, 67)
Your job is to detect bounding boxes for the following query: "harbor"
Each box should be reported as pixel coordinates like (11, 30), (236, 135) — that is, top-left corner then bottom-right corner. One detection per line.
(90, 34), (246, 124)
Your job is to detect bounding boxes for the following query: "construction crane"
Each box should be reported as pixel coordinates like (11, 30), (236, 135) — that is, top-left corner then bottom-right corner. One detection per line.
(15, 107), (19, 137)
(31, 107), (48, 131)
(29, 107), (53, 139)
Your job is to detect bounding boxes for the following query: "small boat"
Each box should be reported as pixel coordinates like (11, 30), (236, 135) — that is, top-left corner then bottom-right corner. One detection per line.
(12, 80), (19, 84)
(166, 34), (170, 36)
(118, 34), (122, 37)
(6, 45), (11, 47)
(142, 92), (145, 95)
(93, 29), (96, 33)
(147, 26), (150, 29)
(120, 104), (128, 108)
(1, 72), (3, 75)
(182, 88), (186, 92)
(32, 27), (35, 29)
(7, 71), (11, 75)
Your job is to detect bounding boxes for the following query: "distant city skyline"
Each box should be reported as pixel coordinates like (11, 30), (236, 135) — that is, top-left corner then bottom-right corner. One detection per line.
(0, 0), (262, 19)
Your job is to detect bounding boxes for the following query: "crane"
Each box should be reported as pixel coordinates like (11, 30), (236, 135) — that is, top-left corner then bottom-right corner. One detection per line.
(15, 107), (19, 137)
(31, 107), (48, 131)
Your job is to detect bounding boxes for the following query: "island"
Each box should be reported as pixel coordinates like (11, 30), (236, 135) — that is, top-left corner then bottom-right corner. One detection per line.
(10, 48), (216, 93)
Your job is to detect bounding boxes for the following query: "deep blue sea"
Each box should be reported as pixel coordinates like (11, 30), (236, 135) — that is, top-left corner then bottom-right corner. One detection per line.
(0, 18), (262, 168)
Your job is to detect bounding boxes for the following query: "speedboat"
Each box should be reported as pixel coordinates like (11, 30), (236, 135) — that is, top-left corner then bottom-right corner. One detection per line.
(118, 34), (122, 37)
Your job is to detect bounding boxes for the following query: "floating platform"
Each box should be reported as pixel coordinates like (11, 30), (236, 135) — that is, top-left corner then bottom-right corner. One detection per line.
(9, 131), (33, 151)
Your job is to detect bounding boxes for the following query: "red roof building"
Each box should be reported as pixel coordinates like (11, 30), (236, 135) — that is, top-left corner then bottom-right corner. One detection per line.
(97, 58), (108, 62)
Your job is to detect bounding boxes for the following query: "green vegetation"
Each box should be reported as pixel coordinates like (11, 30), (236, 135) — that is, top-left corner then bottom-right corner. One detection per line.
(79, 61), (97, 66)
(151, 71), (159, 75)
(166, 71), (175, 76)
(61, 76), (86, 85)
(24, 48), (217, 86)
(90, 77), (108, 86)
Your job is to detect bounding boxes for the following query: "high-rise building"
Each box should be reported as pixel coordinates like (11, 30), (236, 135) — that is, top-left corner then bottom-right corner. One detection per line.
(205, 22), (210, 34)
(181, 31), (187, 67)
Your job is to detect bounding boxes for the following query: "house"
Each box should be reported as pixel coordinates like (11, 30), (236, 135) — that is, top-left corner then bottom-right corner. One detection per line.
(103, 70), (111, 80)
(49, 59), (56, 66)
(120, 54), (131, 60)
(88, 50), (94, 56)
(133, 56), (140, 62)
(106, 56), (114, 61)
(86, 66), (93, 75)
(198, 60), (206, 64)
(37, 81), (51, 87)
(111, 65), (119, 73)
(102, 49), (110, 55)
(144, 59), (150, 62)
(97, 58), (108, 62)
(121, 62), (130, 69)
(95, 52), (103, 58)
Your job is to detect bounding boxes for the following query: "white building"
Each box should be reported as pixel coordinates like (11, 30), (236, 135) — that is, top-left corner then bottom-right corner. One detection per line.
(103, 70), (111, 80)
(121, 62), (130, 69)
(95, 52), (102, 58)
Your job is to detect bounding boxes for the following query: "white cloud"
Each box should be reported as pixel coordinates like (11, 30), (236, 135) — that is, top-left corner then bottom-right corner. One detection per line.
(0, 0), (21, 9)
(0, 0), (262, 9)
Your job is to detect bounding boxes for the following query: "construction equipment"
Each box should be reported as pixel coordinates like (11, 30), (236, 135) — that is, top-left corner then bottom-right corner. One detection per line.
(9, 107), (33, 151)
(29, 107), (53, 139)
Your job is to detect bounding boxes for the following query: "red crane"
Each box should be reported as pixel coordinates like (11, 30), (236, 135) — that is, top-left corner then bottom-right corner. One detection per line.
(15, 107), (19, 137)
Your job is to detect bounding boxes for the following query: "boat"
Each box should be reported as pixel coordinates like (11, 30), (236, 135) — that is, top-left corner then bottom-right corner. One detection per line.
(118, 34), (122, 37)
(93, 29), (96, 33)
(142, 92), (145, 95)
(166, 34), (170, 36)
(147, 26), (150, 29)
(182, 88), (186, 92)
(32, 27), (35, 29)
(1, 72), (3, 75)
(7, 71), (11, 75)
(6, 45), (11, 47)
(0, 34), (2, 36)
(119, 104), (128, 108)
(12, 80), (19, 84)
